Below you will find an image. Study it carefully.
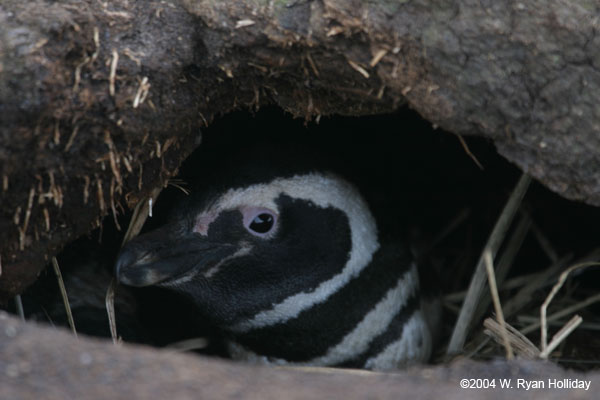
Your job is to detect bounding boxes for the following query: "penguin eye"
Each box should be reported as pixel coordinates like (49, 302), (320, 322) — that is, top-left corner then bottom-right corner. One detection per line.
(249, 213), (274, 233)
(241, 207), (278, 237)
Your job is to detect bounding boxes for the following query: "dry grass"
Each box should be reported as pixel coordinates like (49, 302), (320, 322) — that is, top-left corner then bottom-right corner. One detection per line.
(14, 294), (25, 322)
(442, 173), (600, 369)
(52, 257), (77, 338)
(165, 338), (210, 353)
(105, 185), (164, 344)
(105, 278), (118, 344)
(447, 173), (532, 354)
(483, 318), (539, 359)
(483, 249), (513, 359)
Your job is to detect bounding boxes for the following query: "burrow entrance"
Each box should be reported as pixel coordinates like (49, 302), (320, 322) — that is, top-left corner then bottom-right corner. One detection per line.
(6, 107), (600, 370)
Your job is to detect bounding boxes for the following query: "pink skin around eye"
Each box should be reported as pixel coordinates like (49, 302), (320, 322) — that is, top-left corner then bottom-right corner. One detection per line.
(193, 207), (278, 237)
(240, 206), (278, 238)
(193, 212), (218, 236)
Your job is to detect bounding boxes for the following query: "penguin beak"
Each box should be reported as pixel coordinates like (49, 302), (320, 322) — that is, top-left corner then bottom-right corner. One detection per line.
(115, 226), (236, 287)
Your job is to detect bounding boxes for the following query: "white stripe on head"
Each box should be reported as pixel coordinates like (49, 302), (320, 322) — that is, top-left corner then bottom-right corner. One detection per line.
(227, 265), (427, 368)
(305, 263), (419, 366)
(364, 310), (432, 370)
(199, 172), (380, 332)
(160, 244), (253, 286)
(203, 243), (253, 278)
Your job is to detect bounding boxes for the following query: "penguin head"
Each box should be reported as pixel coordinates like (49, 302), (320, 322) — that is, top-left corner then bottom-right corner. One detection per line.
(115, 171), (380, 329)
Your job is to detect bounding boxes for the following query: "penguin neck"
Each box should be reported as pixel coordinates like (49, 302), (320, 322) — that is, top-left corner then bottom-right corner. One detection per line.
(223, 243), (428, 369)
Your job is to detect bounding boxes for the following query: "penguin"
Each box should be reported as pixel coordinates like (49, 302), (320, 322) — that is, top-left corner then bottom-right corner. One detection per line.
(115, 148), (433, 370)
